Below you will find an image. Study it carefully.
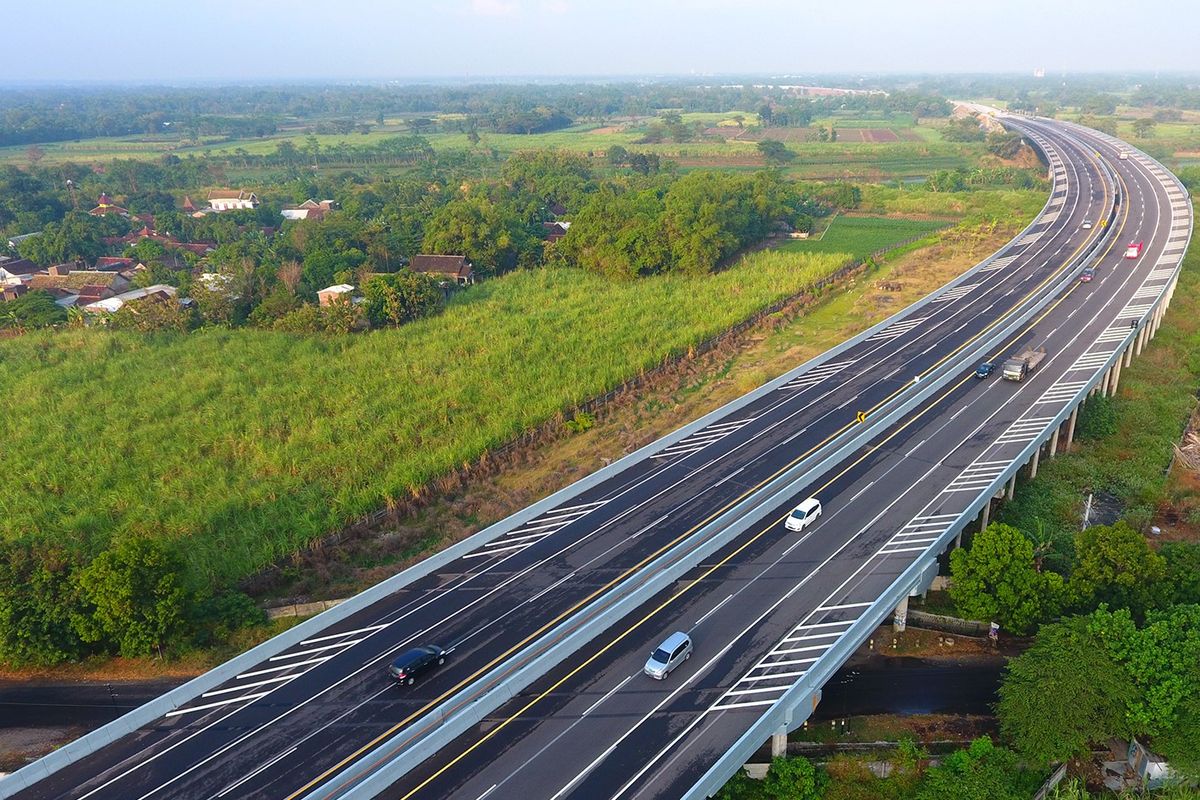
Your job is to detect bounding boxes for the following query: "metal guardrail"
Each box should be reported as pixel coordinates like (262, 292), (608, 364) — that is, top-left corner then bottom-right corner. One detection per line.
(301, 139), (1120, 799)
(682, 131), (1191, 800)
(0, 125), (1091, 800)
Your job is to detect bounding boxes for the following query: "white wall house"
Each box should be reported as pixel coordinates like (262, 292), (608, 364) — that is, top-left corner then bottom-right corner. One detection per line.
(208, 190), (260, 212)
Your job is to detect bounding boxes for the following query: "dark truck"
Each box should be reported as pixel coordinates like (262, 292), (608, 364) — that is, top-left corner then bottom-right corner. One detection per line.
(1001, 347), (1047, 382)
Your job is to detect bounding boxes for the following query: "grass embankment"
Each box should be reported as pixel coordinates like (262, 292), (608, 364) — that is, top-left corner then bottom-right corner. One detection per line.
(997, 235), (1199, 543)
(0, 251), (849, 586)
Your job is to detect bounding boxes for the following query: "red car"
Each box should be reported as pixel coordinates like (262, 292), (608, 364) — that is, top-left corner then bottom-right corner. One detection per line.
(1079, 267), (1095, 283)
(1124, 241), (1144, 259)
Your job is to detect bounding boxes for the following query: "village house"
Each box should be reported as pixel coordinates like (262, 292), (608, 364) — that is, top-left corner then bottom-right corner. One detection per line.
(281, 199), (337, 221)
(1, 284), (28, 302)
(6, 232), (40, 250)
(29, 271), (132, 307)
(207, 189), (260, 212)
(83, 284), (177, 315)
(317, 284), (356, 307)
(0, 256), (40, 286)
(409, 254), (475, 286)
(88, 192), (130, 218)
(542, 220), (570, 244)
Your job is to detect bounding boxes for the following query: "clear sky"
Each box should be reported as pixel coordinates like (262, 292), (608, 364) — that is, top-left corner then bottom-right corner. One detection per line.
(8, 0), (1197, 83)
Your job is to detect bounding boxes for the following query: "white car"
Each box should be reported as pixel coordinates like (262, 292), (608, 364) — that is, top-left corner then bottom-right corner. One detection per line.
(784, 497), (822, 531)
(1081, 220), (1093, 230)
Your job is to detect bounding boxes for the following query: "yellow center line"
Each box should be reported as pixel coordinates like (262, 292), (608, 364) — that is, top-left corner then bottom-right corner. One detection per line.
(298, 140), (1120, 800)
(392, 149), (1132, 800)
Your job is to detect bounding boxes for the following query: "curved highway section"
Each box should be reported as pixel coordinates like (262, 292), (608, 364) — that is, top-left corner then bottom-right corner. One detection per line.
(2, 115), (1187, 800)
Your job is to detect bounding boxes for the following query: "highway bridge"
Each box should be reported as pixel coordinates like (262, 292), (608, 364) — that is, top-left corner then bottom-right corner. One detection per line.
(2, 113), (1191, 800)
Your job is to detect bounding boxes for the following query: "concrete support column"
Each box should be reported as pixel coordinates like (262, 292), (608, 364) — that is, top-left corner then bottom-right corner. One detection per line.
(1124, 341), (1134, 368)
(1136, 324), (1147, 356)
(1030, 445), (1041, 479)
(1050, 426), (1061, 457)
(1066, 406), (1079, 448)
(771, 728), (787, 758)
(954, 530), (963, 550)
(1006, 473), (1017, 501)
(980, 500), (991, 531)
(1110, 357), (1123, 394)
(893, 595), (909, 632)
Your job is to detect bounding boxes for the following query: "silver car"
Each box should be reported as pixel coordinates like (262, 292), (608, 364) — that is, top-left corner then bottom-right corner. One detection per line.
(644, 631), (692, 680)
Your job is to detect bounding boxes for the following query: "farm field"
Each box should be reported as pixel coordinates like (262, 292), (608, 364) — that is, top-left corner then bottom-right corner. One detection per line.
(0, 113), (981, 182)
(783, 215), (949, 258)
(0, 249), (859, 588)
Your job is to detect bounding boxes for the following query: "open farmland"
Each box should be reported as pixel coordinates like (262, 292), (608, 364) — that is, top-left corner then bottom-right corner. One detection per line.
(0, 250), (856, 588)
(783, 215), (949, 258)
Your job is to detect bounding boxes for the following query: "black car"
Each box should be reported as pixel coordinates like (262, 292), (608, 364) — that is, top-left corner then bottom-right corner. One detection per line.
(974, 362), (994, 379)
(388, 645), (446, 685)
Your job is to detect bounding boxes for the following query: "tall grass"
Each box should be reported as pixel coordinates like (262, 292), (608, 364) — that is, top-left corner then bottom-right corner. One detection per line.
(0, 252), (849, 586)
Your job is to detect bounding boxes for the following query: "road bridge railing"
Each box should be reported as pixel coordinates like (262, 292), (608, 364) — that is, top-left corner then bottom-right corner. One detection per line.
(0, 124), (1112, 800)
(682, 136), (1190, 800)
(298, 158), (1123, 800)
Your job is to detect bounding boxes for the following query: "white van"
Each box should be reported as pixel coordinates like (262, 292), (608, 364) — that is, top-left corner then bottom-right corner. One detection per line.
(784, 497), (822, 531)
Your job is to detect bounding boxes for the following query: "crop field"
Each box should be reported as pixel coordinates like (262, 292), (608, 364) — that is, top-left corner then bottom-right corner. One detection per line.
(782, 215), (949, 258)
(0, 250), (859, 587)
(0, 111), (977, 182)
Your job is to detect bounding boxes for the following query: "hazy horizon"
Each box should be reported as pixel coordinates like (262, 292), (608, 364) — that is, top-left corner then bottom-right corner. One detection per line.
(8, 0), (1198, 83)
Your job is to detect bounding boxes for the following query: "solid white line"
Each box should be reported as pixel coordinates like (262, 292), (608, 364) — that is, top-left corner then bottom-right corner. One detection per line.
(581, 675), (634, 719)
(739, 670), (808, 682)
(165, 692), (269, 718)
(300, 624), (388, 647)
(267, 639), (363, 662)
(815, 601), (872, 612)
(202, 674), (297, 698)
(213, 747), (297, 798)
(474, 786), (498, 800)
(711, 699), (778, 711)
(236, 656), (331, 680)
(693, 595), (733, 629)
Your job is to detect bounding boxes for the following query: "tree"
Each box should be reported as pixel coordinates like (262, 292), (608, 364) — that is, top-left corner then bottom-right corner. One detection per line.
(422, 194), (538, 277)
(74, 539), (190, 658)
(915, 737), (1041, 800)
(1132, 118), (1157, 139)
(1069, 522), (1166, 616)
(985, 131), (1024, 159)
(949, 523), (1064, 633)
(1161, 542), (1200, 606)
(757, 103), (774, 127)
(0, 543), (86, 665)
(758, 756), (825, 800)
(0, 290), (67, 330)
(606, 145), (628, 167)
(998, 616), (1135, 764)
(361, 270), (444, 327)
(941, 116), (986, 142)
(757, 140), (795, 166)
(109, 295), (194, 333)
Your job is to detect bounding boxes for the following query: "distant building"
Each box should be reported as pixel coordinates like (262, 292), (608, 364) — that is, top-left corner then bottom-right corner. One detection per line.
(542, 221), (570, 244)
(6, 232), (41, 250)
(83, 284), (178, 314)
(89, 192), (130, 218)
(281, 199), (337, 221)
(317, 283), (356, 307)
(409, 254), (475, 286)
(29, 271), (131, 306)
(94, 257), (137, 272)
(207, 189), (260, 212)
(1, 284), (28, 302)
(0, 257), (40, 286)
